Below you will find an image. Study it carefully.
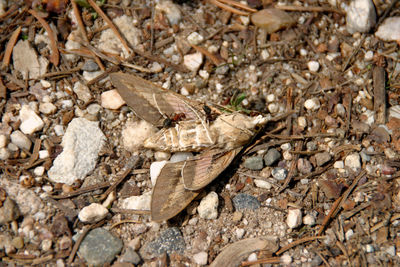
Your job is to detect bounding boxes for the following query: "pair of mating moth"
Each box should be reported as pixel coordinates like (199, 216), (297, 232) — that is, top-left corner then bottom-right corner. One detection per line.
(110, 72), (271, 222)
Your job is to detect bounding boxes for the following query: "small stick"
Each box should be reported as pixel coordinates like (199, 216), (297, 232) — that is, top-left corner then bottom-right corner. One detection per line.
(242, 257), (281, 266)
(110, 219), (141, 229)
(276, 236), (326, 255)
(28, 9), (59, 66)
(208, 0), (250, 16)
(87, 0), (132, 55)
(48, 182), (111, 199)
(2, 26), (21, 68)
(71, 0), (88, 43)
(373, 66), (386, 124)
(276, 5), (343, 14)
(218, 0), (257, 13)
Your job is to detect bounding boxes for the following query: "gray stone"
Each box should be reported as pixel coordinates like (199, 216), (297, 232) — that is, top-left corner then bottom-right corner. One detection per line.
(146, 227), (185, 255)
(121, 247), (141, 265)
(232, 194), (260, 210)
(306, 141), (317, 151)
(297, 158), (313, 174)
(376, 17), (400, 42)
(0, 197), (20, 224)
(48, 118), (105, 185)
(78, 228), (123, 267)
(82, 60), (99, 72)
(264, 148), (281, 166)
(315, 152), (332, 166)
(271, 167), (287, 181)
(346, 0), (376, 34)
(243, 156), (264, 170)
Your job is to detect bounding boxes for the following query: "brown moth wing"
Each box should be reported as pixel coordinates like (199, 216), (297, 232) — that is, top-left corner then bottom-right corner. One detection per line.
(110, 72), (219, 126)
(182, 148), (241, 190)
(151, 161), (199, 222)
(151, 148), (240, 221)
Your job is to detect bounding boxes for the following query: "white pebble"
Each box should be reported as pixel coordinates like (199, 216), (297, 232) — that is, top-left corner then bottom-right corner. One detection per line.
(287, 209), (302, 229)
(247, 253), (257, 262)
(304, 98), (321, 111)
(334, 160), (344, 169)
(10, 130), (31, 151)
(345, 153), (361, 170)
(154, 151), (170, 161)
(187, 32), (204, 45)
(345, 229), (354, 240)
(281, 254), (292, 264)
(199, 70), (209, 80)
(170, 152), (193, 163)
(364, 50), (374, 60)
(60, 100), (73, 109)
(40, 80), (51, 88)
(78, 203), (109, 223)
(39, 102), (57, 114)
(41, 239), (52, 251)
(183, 52), (203, 72)
(307, 61), (320, 72)
(150, 62), (163, 73)
(198, 191), (219, 220)
(101, 89), (125, 110)
(303, 214), (316, 226)
(300, 48), (308, 56)
(298, 116), (307, 128)
(254, 179), (272, 190)
(39, 150), (49, 159)
(73, 81), (92, 103)
(193, 251), (208, 266)
(266, 94), (275, 102)
(42, 185), (53, 192)
(235, 228), (245, 239)
(0, 134), (7, 148)
(19, 105), (44, 134)
(0, 148), (10, 160)
(268, 103), (279, 113)
(54, 125), (64, 136)
(34, 166), (45, 176)
(120, 192), (152, 211)
(150, 161), (167, 186)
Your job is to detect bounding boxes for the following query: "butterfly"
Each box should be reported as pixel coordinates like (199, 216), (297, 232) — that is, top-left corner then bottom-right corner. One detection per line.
(110, 72), (269, 221)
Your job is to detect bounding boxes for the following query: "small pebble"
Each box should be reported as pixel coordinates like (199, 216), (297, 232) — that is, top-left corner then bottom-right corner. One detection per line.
(235, 228), (245, 239)
(346, 0), (376, 33)
(193, 251), (208, 265)
(183, 52), (203, 72)
(41, 239), (52, 251)
(11, 236), (24, 249)
(304, 98), (321, 111)
(365, 244), (374, 253)
(306, 141), (317, 151)
(120, 247), (141, 265)
(315, 152), (332, 166)
(251, 8), (295, 33)
(287, 209), (302, 229)
(82, 60), (99, 72)
(375, 17), (400, 42)
(303, 214), (316, 226)
(345, 229), (354, 240)
(345, 153), (361, 170)
(78, 203), (108, 223)
(39, 150), (49, 159)
(385, 245), (396, 257)
(146, 227), (185, 255)
(364, 51), (374, 60)
(297, 158), (313, 174)
(0, 148), (10, 160)
(155, 0), (182, 25)
(54, 125), (64, 136)
(297, 116), (307, 128)
(170, 152), (193, 163)
(39, 102), (57, 114)
(34, 166), (45, 176)
(264, 148), (281, 166)
(271, 167), (287, 181)
(154, 151), (170, 161)
(10, 131), (31, 151)
(232, 211), (243, 223)
(150, 161), (167, 186)
(232, 194), (261, 210)
(281, 254), (292, 264)
(187, 32), (204, 45)
(120, 192), (152, 211)
(101, 90), (125, 110)
(0, 134), (7, 148)
(243, 156), (264, 170)
(197, 192), (219, 220)
(247, 252), (257, 262)
(19, 105), (44, 134)
(307, 61), (320, 72)
(254, 179), (272, 190)
(73, 82), (92, 103)
(0, 197), (20, 224)
(334, 161), (344, 169)
(122, 120), (157, 152)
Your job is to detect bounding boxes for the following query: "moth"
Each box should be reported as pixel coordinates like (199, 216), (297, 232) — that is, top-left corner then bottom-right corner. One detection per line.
(110, 72), (270, 222)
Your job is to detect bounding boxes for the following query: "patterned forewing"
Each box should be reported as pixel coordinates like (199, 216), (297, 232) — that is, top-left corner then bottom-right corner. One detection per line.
(151, 161), (200, 222)
(182, 148), (241, 190)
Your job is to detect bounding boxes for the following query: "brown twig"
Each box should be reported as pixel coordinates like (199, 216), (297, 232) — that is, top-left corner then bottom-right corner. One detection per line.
(218, 0), (257, 13)
(2, 26), (21, 68)
(48, 182), (111, 199)
(208, 0), (251, 16)
(241, 256), (281, 266)
(276, 236), (326, 255)
(191, 44), (225, 66)
(71, 0), (89, 43)
(275, 5), (343, 14)
(28, 9), (59, 66)
(110, 219), (141, 229)
(87, 0), (132, 55)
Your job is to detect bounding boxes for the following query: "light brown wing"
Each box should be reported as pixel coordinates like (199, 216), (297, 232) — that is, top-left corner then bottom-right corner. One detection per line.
(110, 72), (214, 126)
(182, 148), (241, 190)
(151, 148), (240, 221)
(151, 161), (200, 222)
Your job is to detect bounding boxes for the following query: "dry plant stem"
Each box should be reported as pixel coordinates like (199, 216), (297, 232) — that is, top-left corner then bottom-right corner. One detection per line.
(217, 0), (257, 12)
(0, 4), (19, 21)
(71, 0), (89, 43)
(207, 0), (250, 16)
(131, 48), (189, 73)
(49, 182), (111, 199)
(110, 208), (151, 215)
(315, 250), (331, 267)
(278, 140), (303, 193)
(87, 0), (132, 55)
(191, 44), (225, 65)
(87, 65), (120, 86)
(26, 138), (41, 168)
(110, 219), (141, 229)
(317, 170), (366, 235)
(28, 9), (59, 66)
(2, 25), (21, 68)
(98, 157), (140, 201)
(4, 254), (53, 265)
(275, 4), (343, 14)
(373, 66), (386, 124)
(0, 77), (6, 99)
(276, 236), (326, 255)
(241, 256), (281, 266)
(336, 240), (352, 267)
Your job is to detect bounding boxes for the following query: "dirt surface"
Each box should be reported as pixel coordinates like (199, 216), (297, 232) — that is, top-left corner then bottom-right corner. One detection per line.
(1, 0), (400, 266)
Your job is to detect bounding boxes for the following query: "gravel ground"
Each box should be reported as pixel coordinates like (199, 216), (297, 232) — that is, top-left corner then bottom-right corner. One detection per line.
(1, 0), (400, 266)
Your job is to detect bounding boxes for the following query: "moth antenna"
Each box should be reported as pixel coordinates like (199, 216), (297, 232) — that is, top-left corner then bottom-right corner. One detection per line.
(152, 93), (168, 119)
